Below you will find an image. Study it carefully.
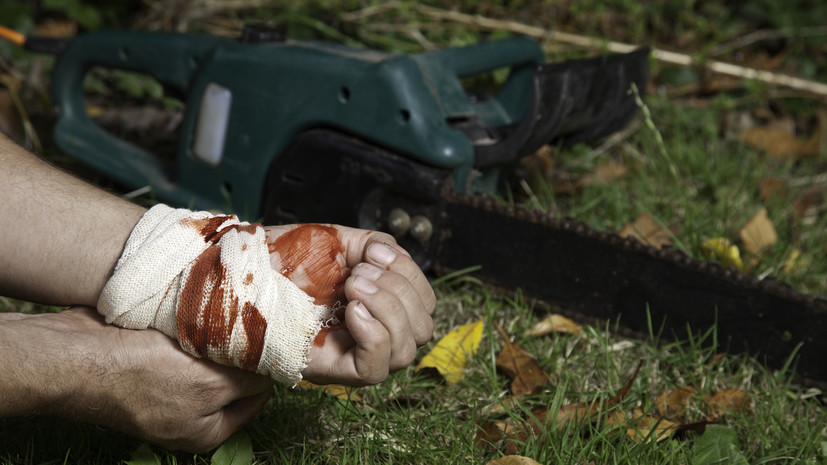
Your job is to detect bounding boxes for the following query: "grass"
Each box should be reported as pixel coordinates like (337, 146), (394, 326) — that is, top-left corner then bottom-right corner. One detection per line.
(4, 282), (825, 464)
(1, 0), (826, 463)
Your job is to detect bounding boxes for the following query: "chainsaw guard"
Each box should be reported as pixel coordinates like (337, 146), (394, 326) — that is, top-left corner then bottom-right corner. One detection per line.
(471, 48), (650, 168)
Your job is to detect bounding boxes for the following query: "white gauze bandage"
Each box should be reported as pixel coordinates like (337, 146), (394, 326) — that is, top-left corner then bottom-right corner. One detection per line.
(98, 204), (334, 385)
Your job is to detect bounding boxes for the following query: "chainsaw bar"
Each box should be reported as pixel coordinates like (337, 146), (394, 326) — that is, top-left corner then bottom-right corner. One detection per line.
(432, 191), (827, 386)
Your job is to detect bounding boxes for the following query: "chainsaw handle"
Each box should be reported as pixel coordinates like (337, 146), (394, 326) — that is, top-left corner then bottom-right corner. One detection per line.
(427, 37), (544, 77)
(51, 32), (226, 203)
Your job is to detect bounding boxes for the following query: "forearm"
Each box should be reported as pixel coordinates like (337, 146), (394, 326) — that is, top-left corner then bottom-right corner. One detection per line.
(0, 133), (145, 306)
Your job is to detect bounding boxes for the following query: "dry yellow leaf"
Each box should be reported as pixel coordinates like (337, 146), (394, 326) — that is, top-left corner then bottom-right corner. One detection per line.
(296, 380), (361, 401)
(416, 319), (484, 384)
(524, 314), (583, 336)
(707, 388), (750, 420)
(626, 408), (678, 443)
(580, 161), (629, 187)
(619, 213), (675, 249)
(701, 237), (744, 270)
(739, 207), (777, 256)
(519, 144), (554, 175)
(604, 408), (628, 431)
(782, 248), (808, 274)
(743, 123), (819, 161)
(655, 385), (698, 421)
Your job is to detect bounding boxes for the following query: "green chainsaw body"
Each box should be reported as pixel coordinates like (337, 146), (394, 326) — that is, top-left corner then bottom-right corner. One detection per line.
(52, 31), (549, 217)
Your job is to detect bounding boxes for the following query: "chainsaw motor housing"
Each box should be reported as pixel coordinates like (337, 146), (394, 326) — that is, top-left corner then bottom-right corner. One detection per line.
(51, 31), (552, 214)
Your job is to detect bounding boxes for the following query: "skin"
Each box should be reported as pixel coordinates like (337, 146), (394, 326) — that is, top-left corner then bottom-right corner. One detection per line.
(0, 133), (435, 452)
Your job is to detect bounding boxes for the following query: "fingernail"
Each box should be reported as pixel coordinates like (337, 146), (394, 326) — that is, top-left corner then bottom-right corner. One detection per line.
(369, 242), (396, 266)
(352, 301), (372, 320)
(354, 263), (382, 281)
(353, 275), (378, 294)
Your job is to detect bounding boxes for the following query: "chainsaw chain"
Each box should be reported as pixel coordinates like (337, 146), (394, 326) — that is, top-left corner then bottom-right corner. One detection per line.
(440, 189), (827, 312)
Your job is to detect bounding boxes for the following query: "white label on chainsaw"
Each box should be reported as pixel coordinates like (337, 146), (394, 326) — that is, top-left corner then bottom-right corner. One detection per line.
(193, 82), (232, 166)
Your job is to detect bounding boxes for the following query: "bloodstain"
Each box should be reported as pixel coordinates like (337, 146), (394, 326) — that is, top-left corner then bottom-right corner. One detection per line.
(267, 224), (350, 307)
(181, 216), (260, 244)
(177, 243), (266, 371)
(313, 326), (332, 347)
(244, 273), (254, 285)
(312, 307), (347, 347)
(240, 302), (266, 370)
(178, 245), (232, 359)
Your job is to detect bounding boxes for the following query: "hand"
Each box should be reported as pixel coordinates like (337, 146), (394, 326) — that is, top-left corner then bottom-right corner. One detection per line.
(1, 307), (274, 452)
(264, 225), (436, 386)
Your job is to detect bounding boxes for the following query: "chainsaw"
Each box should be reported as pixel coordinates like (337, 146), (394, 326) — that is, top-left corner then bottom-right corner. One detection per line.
(7, 25), (826, 386)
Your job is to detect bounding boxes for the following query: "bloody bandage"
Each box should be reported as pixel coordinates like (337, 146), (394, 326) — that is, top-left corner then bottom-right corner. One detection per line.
(98, 204), (335, 385)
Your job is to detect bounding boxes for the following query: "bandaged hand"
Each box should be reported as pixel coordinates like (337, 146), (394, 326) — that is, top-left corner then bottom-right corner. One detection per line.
(273, 224), (436, 386)
(98, 205), (435, 387)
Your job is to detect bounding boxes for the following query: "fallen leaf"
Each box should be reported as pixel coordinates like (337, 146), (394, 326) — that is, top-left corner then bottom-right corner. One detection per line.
(782, 248), (808, 274)
(475, 418), (530, 455)
(604, 408), (628, 430)
(655, 385), (698, 421)
(743, 124), (819, 161)
(739, 208), (777, 256)
(296, 380), (361, 401)
(475, 420), (508, 449)
(551, 360), (643, 431)
(757, 177), (788, 203)
(701, 237), (744, 270)
(619, 213), (676, 249)
(553, 400), (596, 432)
(579, 161), (629, 187)
(494, 323), (550, 397)
(519, 144), (554, 175)
(524, 314), (583, 336)
(626, 408), (678, 443)
(793, 185), (825, 219)
(485, 455), (543, 465)
(416, 319), (484, 384)
(707, 389), (750, 420)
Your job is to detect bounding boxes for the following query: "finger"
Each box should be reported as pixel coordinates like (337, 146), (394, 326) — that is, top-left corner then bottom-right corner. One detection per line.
(331, 226), (435, 316)
(346, 272), (418, 370)
(338, 227), (401, 265)
(363, 241), (436, 316)
(351, 262), (432, 346)
(344, 300), (391, 385)
(220, 389), (273, 433)
(193, 390), (273, 453)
